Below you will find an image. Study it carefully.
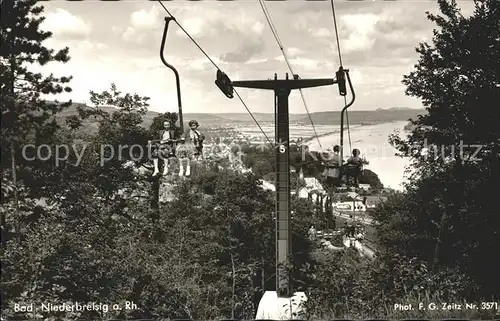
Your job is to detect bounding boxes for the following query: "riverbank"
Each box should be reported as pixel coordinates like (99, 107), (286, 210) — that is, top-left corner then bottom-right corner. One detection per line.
(302, 125), (363, 143)
(306, 121), (412, 190)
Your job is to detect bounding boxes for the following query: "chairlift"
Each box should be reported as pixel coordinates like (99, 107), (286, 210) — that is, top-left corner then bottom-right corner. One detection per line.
(154, 17), (210, 178)
(160, 17), (184, 132)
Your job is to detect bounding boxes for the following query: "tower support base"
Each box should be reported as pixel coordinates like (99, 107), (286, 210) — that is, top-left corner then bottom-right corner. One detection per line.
(255, 291), (307, 320)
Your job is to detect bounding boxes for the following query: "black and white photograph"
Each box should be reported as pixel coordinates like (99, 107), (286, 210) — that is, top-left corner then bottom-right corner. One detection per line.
(1, 0), (499, 320)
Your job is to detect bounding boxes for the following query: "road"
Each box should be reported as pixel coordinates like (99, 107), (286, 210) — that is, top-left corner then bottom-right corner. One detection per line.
(333, 210), (374, 225)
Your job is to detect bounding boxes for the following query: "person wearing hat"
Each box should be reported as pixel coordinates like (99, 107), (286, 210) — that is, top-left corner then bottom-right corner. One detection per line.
(178, 120), (205, 177)
(184, 120), (205, 158)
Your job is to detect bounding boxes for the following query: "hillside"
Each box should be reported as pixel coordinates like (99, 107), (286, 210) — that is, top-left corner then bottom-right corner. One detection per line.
(57, 103), (425, 134)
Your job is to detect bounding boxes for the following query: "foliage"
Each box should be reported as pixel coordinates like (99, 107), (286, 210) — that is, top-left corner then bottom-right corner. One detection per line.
(1, 0), (72, 205)
(383, 0), (500, 299)
(359, 169), (383, 192)
(2, 88), (317, 318)
(149, 111), (183, 138)
(242, 144), (325, 180)
(1, 0), (72, 149)
(3, 1), (499, 319)
(303, 250), (489, 320)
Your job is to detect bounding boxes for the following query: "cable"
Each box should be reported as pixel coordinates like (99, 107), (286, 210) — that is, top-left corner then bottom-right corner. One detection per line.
(258, 0), (324, 153)
(156, 0), (274, 148)
(346, 105), (352, 151)
(329, 0), (343, 67)
(259, 0), (323, 152)
(233, 90), (274, 147)
(329, 0), (353, 153)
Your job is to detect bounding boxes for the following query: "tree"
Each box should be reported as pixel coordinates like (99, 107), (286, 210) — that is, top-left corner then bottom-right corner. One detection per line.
(359, 169), (383, 193)
(383, 0), (500, 298)
(68, 84), (152, 197)
(149, 112), (182, 137)
(1, 0), (72, 243)
(391, 0), (499, 166)
(1, 80), (156, 318)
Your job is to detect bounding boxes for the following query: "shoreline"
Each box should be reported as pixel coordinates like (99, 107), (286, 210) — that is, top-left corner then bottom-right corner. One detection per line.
(302, 124), (364, 143)
(303, 121), (411, 190)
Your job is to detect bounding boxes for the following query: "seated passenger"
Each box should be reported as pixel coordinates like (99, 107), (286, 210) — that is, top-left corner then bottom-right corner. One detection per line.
(152, 119), (183, 176)
(308, 225), (317, 241)
(346, 148), (364, 187)
(346, 215), (356, 238)
(178, 120), (205, 177)
(323, 145), (342, 187)
(184, 120), (205, 159)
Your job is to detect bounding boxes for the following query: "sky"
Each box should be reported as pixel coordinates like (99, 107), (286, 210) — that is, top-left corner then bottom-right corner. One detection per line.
(38, 0), (475, 114)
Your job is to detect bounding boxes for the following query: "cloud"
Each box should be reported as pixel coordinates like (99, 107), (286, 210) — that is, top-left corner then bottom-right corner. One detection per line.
(119, 6), (162, 45)
(184, 57), (225, 71)
(341, 13), (380, 53)
(310, 27), (332, 38)
(251, 21), (265, 35)
(245, 58), (269, 64)
(176, 17), (207, 37)
(284, 3), (439, 68)
(122, 27), (147, 45)
(287, 47), (304, 56)
(38, 1), (430, 113)
(174, 6), (265, 39)
(273, 56), (327, 71)
(223, 13), (265, 37)
(130, 6), (161, 29)
(43, 9), (91, 39)
(220, 39), (266, 63)
(74, 40), (109, 53)
(332, 7), (436, 67)
(216, 11), (267, 63)
(111, 26), (123, 35)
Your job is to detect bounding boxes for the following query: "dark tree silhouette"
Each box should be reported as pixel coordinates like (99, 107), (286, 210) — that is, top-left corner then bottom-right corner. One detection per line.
(1, 0), (72, 238)
(359, 169), (383, 192)
(380, 0), (500, 298)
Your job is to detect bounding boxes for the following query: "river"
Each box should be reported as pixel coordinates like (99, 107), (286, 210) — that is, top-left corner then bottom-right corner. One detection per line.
(305, 121), (412, 190)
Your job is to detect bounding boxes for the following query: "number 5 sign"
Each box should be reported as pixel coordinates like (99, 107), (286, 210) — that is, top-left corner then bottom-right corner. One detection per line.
(276, 139), (288, 153)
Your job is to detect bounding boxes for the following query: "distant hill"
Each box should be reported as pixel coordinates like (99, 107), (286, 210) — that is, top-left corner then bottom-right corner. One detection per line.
(57, 102), (425, 134)
(299, 108), (425, 125)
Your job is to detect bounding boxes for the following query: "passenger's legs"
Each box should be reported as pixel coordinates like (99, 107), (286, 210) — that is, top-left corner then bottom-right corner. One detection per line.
(333, 176), (341, 187)
(175, 144), (188, 177)
(178, 155), (191, 177)
(185, 158), (191, 176)
(196, 146), (203, 159)
(152, 158), (159, 176)
(354, 167), (361, 187)
(162, 158), (169, 175)
(178, 158), (186, 176)
(326, 176), (334, 188)
(340, 167), (348, 186)
(346, 166), (358, 186)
